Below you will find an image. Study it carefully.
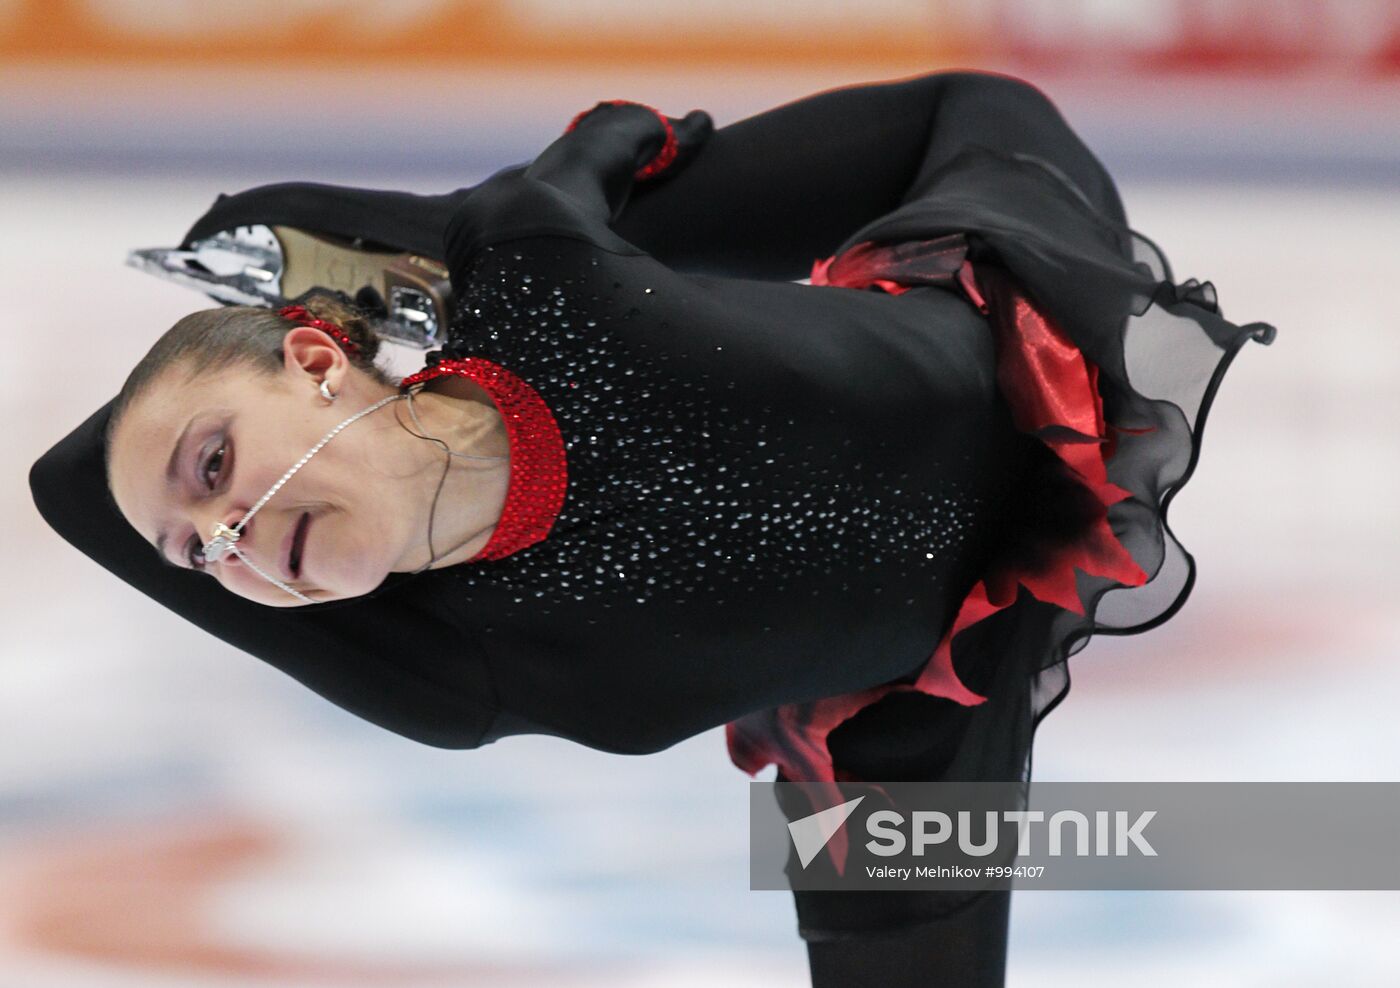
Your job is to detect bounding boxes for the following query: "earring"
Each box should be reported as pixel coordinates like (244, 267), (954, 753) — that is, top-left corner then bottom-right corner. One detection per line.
(319, 380), (337, 403)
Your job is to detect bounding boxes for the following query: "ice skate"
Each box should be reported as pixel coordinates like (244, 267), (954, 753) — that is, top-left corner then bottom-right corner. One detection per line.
(125, 177), (495, 350)
(127, 222), (453, 350)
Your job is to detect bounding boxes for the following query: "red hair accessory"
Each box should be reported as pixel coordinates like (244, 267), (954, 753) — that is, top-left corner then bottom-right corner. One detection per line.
(564, 99), (679, 182)
(277, 304), (362, 357)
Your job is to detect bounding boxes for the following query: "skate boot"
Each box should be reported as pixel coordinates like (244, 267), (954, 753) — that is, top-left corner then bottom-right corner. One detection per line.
(128, 221), (453, 350)
(125, 172), (519, 350)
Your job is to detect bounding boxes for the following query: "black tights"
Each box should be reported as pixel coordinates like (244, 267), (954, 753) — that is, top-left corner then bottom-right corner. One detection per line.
(804, 891), (1012, 988)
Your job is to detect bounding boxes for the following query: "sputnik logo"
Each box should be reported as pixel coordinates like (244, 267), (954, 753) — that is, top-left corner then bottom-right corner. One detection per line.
(787, 796), (865, 868)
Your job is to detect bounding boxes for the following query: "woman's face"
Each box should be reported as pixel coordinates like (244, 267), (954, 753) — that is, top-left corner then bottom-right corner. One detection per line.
(108, 328), (421, 607)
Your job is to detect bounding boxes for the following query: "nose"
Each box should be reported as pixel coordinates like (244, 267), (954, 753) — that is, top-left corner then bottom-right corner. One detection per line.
(203, 507), (252, 566)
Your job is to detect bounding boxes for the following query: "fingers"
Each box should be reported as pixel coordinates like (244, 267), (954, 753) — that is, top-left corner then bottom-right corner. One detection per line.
(664, 110), (714, 174)
(675, 110), (715, 147)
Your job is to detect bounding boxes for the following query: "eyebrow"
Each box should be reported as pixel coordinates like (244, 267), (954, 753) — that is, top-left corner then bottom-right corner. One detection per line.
(153, 415), (203, 567)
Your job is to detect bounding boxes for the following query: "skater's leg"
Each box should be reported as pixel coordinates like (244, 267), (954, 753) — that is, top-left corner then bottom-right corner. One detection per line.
(783, 689), (1016, 985)
(803, 890), (1012, 988)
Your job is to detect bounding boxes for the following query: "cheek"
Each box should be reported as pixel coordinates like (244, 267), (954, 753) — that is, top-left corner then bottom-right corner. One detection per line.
(291, 466), (378, 556)
(305, 459), (359, 511)
(258, 427), (345, 499)
(332, 495), (406, 564)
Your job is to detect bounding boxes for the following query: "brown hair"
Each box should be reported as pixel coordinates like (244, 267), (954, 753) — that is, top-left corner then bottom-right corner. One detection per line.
(103, 292), (396, 484)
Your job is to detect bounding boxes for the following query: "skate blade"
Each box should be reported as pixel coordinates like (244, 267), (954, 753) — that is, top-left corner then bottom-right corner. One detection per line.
(126, 224), (453, 351)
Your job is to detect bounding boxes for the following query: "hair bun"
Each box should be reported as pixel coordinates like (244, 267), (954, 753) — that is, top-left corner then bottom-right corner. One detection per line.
(291, 290), (383, 366)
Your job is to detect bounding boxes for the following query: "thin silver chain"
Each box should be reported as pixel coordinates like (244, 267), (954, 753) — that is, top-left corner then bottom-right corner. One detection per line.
(201, 384), (507, 603)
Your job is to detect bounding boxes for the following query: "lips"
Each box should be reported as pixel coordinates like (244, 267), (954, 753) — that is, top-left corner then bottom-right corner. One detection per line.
(285, 512), (311, 580)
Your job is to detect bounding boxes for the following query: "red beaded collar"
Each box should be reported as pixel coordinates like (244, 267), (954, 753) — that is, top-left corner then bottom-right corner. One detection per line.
(399, 356), (567, 563)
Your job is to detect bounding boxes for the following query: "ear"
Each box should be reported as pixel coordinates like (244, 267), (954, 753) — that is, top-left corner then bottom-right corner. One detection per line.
(281, 326), (349, 391)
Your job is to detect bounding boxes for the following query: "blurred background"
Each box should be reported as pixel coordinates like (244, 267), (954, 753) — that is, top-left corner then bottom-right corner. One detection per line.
(4, 1), (1399, 985)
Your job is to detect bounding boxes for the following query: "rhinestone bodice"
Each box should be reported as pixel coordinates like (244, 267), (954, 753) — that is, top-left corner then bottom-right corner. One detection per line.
(409, 191), (1034, 753)
(426, 241), (1005, 617)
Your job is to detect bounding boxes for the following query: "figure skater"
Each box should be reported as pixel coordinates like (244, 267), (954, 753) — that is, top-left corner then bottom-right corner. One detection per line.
(30, 69), (1277, 986)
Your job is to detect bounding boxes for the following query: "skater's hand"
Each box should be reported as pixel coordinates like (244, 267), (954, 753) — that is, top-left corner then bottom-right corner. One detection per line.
(655, 108), (714, 177)
(525, 100), (714, 225)
(566, 100), (714, 182)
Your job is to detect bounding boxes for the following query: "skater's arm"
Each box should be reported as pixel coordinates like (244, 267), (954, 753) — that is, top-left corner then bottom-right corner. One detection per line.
(440, 68), (1126, 290)
(178, 72), (1118, 286)
(611, 69), (1127, 281)
(440, 101), (707, 285)
(519, 100), (687, 226)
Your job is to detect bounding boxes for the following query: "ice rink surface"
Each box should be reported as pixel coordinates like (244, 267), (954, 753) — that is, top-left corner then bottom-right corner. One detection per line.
(4, 66), (1400, 986)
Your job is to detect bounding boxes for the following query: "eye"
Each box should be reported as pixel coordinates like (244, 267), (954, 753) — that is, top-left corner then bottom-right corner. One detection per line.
(184, 440), (229, 570)
(203, 442), (227, 490)
(185, 534), (207, 570)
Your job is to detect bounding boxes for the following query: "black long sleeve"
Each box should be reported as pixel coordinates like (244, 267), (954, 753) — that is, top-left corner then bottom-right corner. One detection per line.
(443, 69), (1128, 285)
(609, 69), (1127, 280)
